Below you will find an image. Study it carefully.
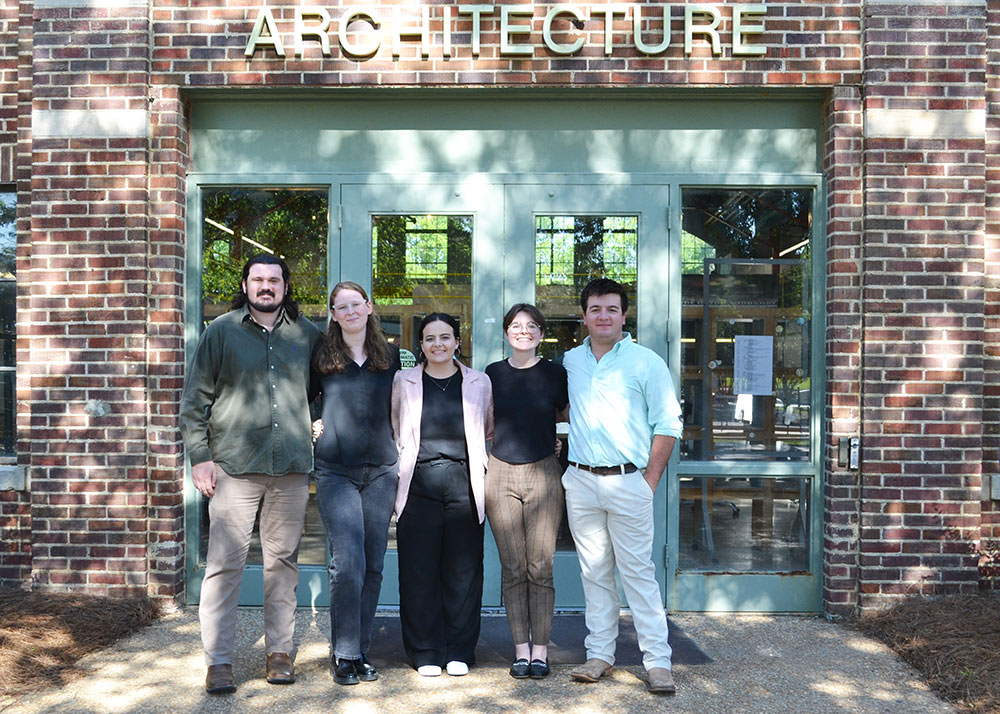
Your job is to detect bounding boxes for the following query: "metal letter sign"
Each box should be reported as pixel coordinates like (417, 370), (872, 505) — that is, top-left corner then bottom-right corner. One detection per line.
(244, 3), (769, 60)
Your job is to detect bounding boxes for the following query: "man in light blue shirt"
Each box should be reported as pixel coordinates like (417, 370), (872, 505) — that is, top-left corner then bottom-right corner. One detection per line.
(562, 278), (682, 695)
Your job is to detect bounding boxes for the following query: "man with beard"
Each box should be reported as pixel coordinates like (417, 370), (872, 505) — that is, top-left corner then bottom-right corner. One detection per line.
(181, 253), (323, 694)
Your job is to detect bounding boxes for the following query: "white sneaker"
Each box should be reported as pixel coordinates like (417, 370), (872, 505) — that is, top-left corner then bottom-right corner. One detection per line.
(445, 661), (469, 676)
(417, 665), (442, 677)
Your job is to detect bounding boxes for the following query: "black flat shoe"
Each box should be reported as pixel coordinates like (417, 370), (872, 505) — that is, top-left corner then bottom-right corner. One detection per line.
(357, 654), (379, 682)
(332, 658), (360, 685)
(509, 658), (530, 679)
(528, 659), (550, 679)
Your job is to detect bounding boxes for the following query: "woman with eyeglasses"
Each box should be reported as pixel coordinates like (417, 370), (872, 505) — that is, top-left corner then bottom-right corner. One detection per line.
(391, 312), (493, 677)
(484, 303), (569, 679)
(312, 281), (401, 686)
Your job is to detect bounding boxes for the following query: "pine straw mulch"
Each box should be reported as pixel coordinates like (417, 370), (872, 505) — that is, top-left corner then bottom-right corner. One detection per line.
(856, 592), (1000, 713)
(0, 587), (161, 697)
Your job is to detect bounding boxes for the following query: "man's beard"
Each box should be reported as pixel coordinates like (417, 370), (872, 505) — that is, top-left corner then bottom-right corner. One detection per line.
(248, 290), (283, 313)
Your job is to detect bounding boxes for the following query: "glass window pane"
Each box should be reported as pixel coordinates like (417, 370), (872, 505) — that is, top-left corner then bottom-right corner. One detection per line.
(0, 190), (15, 458)
(198, 187), (329, 566)
(680, 188), (812, 462)
(678, 476), (810, 572)
(0, 371), (12, 456)
(372, 214), (473, 367)
(535, 214), (638, 361)
(201, 187), (329, 325)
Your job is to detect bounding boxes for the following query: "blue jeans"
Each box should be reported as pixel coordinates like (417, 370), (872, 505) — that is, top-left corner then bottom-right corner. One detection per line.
(315, 462), (399, 660)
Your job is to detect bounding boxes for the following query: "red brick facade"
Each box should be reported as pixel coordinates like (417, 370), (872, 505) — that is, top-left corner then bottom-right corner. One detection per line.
(0, 0), (995, 615)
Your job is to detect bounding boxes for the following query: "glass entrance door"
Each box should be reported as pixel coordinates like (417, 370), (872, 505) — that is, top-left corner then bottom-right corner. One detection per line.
(504, 184), (672, 606)
(670, 185), (823, 612)
(341, 181), (505, 606)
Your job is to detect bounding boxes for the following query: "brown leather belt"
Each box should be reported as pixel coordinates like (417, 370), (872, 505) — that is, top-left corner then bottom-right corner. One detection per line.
(569, 461), (638, 476)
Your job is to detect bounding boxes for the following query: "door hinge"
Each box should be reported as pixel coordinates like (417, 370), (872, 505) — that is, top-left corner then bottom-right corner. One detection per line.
(663, 544), (670, 569)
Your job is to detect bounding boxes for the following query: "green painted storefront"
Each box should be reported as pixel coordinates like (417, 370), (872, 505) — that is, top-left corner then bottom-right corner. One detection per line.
(184, 90), (826, 613)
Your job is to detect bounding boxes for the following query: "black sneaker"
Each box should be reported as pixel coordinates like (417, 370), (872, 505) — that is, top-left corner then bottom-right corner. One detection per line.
(528, 659), (550, 679)
(332, 658), (360, 685)
(357, 654), (379, 682)
(509, 658), (530, 679)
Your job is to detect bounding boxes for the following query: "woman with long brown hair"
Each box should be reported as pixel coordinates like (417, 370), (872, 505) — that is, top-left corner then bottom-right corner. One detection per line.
(312, 281), (401, 686)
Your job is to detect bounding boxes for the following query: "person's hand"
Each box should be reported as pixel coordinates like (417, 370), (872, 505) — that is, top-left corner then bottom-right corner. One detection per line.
(192, 461), (217, 498)
(312, 419), (324, 441)
(554, 438), (563, 457)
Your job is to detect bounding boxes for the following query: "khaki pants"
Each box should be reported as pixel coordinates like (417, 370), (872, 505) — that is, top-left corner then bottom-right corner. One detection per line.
(562, 464), (673, 671)
(199, 468), (309, 665)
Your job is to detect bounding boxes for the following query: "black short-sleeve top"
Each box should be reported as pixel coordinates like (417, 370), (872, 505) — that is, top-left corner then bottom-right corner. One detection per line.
(485, 358), (568, 465)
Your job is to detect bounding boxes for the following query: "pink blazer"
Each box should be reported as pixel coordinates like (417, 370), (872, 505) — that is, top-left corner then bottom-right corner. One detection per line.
(391, 361), (494, 523)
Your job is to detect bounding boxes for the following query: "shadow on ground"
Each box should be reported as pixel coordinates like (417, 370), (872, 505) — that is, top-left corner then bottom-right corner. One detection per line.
(0, 610), (956, 714)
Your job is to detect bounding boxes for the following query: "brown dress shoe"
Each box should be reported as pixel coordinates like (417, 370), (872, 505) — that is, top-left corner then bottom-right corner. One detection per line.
(205, 664), (236, 694)
(570, 658), (612, 683)
(266, 652), (295, 684)
(647, 667), (676, 694)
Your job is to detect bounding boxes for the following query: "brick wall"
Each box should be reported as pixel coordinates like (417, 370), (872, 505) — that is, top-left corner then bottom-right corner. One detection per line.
(859, 2), (986, 608)
(982, 1), (1000, 587)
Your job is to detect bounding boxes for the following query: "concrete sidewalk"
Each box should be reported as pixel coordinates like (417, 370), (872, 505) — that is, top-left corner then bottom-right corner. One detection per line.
(1, 609), (955, 714)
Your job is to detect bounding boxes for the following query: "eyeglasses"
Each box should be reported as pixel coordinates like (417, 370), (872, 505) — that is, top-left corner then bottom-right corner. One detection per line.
(507, 321), (541, 334)
(331, 301), (366, 314)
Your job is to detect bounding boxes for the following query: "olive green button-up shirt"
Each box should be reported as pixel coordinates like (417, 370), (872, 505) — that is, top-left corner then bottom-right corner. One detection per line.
(180, 305), (324, 476)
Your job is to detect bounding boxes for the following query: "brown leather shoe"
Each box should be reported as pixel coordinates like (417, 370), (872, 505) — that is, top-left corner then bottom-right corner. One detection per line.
(266, 652), (295, 684)
(647, 667), (676, 694)
(570, 658), (612, 683)
(205, 664), (236, 694)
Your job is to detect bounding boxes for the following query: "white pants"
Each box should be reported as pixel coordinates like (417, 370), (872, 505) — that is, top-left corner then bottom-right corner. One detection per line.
(562, 464), (672, 671)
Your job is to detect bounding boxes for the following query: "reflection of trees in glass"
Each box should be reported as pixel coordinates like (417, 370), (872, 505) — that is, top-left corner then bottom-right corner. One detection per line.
(201, 188), (328, 310)
(0, 193), (14, 278)
(372, 215), (472, 304)
(535, 215), (637, 291)
(681, 231), (717, 275)
(680, 188), (814, 462)
(0, 192), (14, 456)
(682, 189), (811, 260)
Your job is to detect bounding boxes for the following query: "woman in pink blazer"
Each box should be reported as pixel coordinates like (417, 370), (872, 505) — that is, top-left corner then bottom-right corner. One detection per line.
(391, 312), (493, 678)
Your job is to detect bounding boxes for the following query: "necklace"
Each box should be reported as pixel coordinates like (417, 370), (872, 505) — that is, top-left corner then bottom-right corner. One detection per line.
(427, 373), (456, 392)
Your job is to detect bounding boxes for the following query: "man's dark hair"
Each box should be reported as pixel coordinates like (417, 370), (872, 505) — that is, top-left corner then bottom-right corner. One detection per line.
(579, 278), (629, 314)
(231, 253), (301, 320)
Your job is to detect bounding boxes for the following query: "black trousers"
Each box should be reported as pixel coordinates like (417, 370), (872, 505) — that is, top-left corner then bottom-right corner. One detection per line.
(397, 459), (484, 668)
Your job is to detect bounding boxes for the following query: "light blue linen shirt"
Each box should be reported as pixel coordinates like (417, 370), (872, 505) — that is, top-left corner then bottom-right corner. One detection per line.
(564, 333), (683, 469)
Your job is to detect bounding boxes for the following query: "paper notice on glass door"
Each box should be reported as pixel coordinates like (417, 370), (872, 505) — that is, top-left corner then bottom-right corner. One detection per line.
(733, 335), (773, 395)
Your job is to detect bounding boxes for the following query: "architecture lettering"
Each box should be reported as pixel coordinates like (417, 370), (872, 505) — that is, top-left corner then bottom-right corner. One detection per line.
(244, 3), (767, 59)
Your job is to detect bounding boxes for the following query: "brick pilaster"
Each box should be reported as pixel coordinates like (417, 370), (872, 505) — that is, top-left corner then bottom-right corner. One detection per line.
(858, 1), (986, 608)
(27, 2), (154, 595)
(823, 85), (865, 617)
